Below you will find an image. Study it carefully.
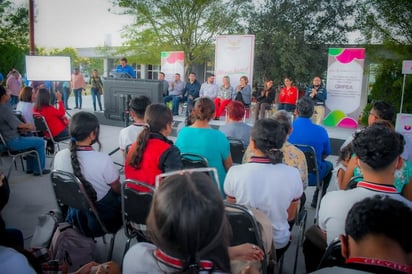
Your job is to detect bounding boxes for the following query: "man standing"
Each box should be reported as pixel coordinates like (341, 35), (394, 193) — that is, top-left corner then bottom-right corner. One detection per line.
(158, 72), (169, 97)
(183, 72), (201, 116)
(288, 97), (333, 208)
(6, 69), (21, 108)
(306, 76), (327, 125)
(163, 73), (185, 115)
(199, 73), (219, 100)
(115, 57), (136, 79)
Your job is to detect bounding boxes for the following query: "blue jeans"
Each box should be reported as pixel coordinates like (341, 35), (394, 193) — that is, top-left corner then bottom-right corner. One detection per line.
(65, 189), (122, 237)
(91, 88), (102, 111)
(277, 103), (296, 113)
(73, 88), (83, 108)
(62, 87), (71, 109)
(9, 95), (18, 108)
(163, 95), (181, 115)
(7, 136), (46, 173)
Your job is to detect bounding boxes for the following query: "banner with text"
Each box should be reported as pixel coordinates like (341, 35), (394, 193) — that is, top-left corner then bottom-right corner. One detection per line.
(160, 51), (184, 82)
(214, 35), (255, 87)
(324, 48), (365, 128)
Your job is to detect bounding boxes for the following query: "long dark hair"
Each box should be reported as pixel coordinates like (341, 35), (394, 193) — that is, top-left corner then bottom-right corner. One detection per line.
(146, 172), (231, 273)
(129, 104), (172, 168)
(251, 119), (286, 164)
(69, 112), (101, 201)
(33, 88), (51, 111)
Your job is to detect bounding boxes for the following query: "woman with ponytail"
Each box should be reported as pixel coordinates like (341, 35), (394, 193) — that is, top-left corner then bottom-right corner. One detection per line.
(224, 118), (303, 259)
(53, 111), (122, 237)
(124, 104), (182, 190)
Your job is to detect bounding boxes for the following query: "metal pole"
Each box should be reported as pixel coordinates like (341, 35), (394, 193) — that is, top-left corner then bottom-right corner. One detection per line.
(400, 73), (406, 113)
(29, 0), (35, 55)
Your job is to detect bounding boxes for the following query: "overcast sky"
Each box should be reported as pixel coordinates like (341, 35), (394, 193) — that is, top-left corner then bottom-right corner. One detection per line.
(23, 0), (134, 48)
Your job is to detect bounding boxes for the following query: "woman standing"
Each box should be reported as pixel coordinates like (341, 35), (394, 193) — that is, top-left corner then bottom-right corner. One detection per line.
(89, 69), (104, 112)
(71, 68), (86, 109)
(278, 76), (298, 112)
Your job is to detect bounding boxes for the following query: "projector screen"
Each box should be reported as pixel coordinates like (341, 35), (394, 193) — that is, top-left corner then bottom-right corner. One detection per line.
(25, 55), (71, 81)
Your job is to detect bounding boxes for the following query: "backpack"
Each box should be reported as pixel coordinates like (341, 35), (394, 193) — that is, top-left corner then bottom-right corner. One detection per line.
(49, 222), (97, 272)
(30, 210), (62, 248)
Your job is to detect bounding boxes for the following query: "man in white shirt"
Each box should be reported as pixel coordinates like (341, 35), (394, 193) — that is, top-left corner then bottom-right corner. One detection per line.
(199, 73), (219, 100)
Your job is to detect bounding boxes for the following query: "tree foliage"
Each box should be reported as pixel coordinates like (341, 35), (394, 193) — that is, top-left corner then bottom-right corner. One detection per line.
(0, 0), (29, 75)
(249, 0), (356, 85)
(111, 0), (251, 74)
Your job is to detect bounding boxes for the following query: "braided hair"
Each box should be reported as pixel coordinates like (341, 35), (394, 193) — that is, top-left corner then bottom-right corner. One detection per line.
(69, 112), (101, 202)
(129, 104), (173, 168)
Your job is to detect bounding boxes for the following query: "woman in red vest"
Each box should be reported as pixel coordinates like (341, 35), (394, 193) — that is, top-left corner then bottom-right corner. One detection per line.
(278, 76), (298, 113)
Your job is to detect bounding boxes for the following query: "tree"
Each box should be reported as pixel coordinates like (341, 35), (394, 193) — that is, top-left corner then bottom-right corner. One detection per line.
(0, 0), (29, 75)
(356, 0), (412, 121)
(111, 0), (251, 75)
(249, 0), (356, 85)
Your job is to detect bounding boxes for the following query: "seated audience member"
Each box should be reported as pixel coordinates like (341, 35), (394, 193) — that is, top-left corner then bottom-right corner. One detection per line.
(242, 110), (308, 189)
(199, 73), (219, 100)
(123, 171), (264, 274)
(176, 97), (233, 194)
(318, 125), (412, 244)
(183, 72), (201, 116)
(54, 112), (122, 237)
(288, 96), (333, 208)
(254, 79), (276, 121)
(219, 101), (251, 148)
(0, 86), (49, 176)
(224, 118), (303, 259)
(33, 88), (69, 140)
(16, 86), (35, 125)
(124, 104), (182, 190)
(163, 73), (185, 116)
(334, 143), (353, 190)
(214, 76), (234, 119)
(118, 95), (151, 157)
(312, 196), (412, 274)
(233, 76), (252, 106)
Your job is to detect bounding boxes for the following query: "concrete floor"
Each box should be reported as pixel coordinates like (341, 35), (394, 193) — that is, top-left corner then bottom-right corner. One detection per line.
(1, 94), (349, 273)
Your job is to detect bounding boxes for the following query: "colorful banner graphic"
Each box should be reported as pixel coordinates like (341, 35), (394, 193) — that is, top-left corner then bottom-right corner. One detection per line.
(214, 35), (255, 87)
(396, 113), (412, 143)
(324, 48), (365, 128)
(160, 51), (184, 82)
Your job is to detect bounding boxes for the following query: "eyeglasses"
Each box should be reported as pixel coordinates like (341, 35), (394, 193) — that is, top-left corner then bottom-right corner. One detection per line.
(155, 167), (221, 192)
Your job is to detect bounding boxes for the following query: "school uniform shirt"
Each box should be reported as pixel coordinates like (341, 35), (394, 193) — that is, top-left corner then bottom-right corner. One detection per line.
(319, 181), (412, 245)
(224, 157), (303, 249)
(118, 123), (144, 151)
(54, 148), (119, 201)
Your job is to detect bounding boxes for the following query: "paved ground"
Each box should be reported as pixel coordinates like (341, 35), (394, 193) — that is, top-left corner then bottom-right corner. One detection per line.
(1, 94), (351, 273)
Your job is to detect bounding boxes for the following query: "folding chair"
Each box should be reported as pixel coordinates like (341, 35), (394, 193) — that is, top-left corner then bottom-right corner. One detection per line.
(294, 144), (321, 223)
(50, 170), (117, 261)
(181, 153), (209, 169)
(0, 132), (42, 179)
(292, 197), (308, 274)
(228, 137), (245, 164)
(121, 179), (155, 257)
(317, 238), (344, 270)
(225, 202), (272, 274)
(33, 113), (70, 166)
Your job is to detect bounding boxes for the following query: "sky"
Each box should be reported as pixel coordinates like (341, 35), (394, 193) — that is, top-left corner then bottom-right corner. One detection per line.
(17, 0), (134, 48)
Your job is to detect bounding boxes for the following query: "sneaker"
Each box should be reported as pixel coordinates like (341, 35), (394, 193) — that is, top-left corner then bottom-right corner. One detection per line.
(66, 107), (72, 110)
(74, 107), (79, 109)
(26, 170), (33, 174)
(33, 169), (51, 176)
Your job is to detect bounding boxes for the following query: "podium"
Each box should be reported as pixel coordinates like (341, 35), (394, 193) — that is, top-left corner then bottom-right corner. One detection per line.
(102, 78), (162, 123)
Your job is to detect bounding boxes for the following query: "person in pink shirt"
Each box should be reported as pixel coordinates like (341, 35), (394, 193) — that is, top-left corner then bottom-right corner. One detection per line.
(71, 68), (86, 109)
(6, 69), (22, 108)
